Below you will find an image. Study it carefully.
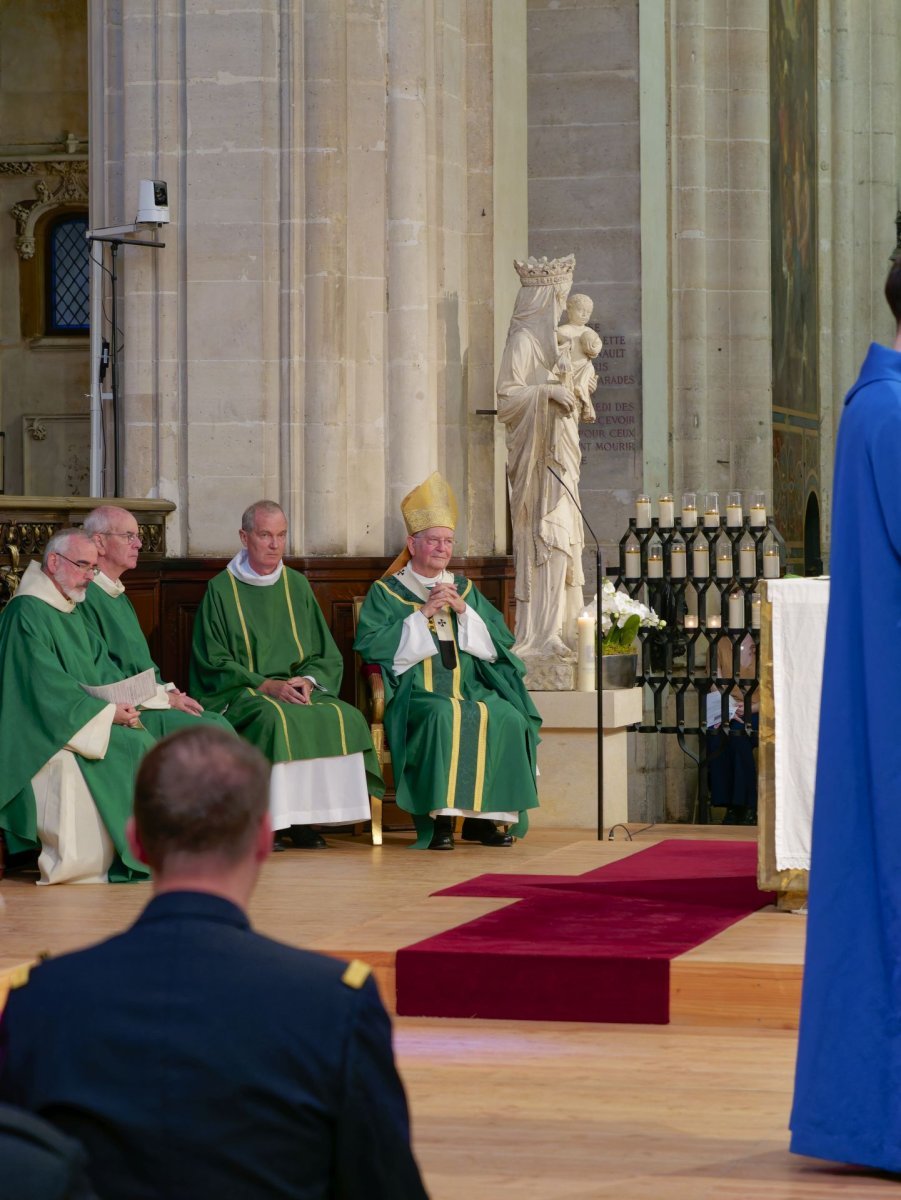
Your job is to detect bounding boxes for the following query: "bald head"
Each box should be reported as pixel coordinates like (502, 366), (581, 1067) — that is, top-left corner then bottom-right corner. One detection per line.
(83, 505), (142, 581)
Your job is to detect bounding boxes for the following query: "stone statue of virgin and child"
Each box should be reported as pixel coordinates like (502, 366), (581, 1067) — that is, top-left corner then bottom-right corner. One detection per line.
(496, 255), (601, 691)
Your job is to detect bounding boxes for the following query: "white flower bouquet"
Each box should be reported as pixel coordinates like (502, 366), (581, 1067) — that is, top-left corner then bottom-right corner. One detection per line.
(591, 578), (666, 656)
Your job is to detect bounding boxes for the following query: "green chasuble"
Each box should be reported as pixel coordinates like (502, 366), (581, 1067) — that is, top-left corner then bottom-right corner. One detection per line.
(353, 573), (541, 842)
(79, 575), (234, 740)
(0, 590), (153, 882)
(190, 566), (383, 796)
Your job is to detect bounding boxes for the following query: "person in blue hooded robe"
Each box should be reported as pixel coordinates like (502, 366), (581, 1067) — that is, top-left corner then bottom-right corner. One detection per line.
(790, 260), (901, 1171)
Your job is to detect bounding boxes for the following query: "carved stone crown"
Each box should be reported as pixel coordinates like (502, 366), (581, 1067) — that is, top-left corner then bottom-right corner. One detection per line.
(513, 254), (576, 287)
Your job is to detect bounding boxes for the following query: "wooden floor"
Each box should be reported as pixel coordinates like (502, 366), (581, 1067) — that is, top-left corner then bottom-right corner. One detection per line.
(0, 825), (892, 1198)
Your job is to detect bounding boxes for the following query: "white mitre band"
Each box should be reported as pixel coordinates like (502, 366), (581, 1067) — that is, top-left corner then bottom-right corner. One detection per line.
(514, 254), (576, 287)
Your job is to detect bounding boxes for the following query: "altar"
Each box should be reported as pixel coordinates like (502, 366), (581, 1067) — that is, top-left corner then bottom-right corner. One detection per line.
(758, 577), (829, 904)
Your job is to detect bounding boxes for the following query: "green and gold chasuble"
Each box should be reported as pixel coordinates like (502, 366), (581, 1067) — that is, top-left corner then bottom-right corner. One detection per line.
(0, 592), (153, 882)
(190, 567), (383, 796)
(79, 576), (234, 740)
(354, 573), (541, 845)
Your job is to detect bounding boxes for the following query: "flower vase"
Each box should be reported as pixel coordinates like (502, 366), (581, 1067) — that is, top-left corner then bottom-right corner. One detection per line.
(601, 651), (638, 690)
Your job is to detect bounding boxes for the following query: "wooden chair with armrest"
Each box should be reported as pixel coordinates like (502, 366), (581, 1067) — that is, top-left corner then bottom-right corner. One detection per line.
(353, 597), (413, 845)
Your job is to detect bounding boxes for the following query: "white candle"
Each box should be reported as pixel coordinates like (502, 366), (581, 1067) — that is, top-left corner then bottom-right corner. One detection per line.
(576, 612), (596, 692)
(703, 492), (720, 528)
(692, 541), (709, 577)
(636, 496), (651, 529)
(647, 549), (663, 578)
(625, 545), (641, 578)
(749, 492), (767, 528)
(670, 543), (687, 578)
(716, 551), (732, 579)
(706, 614), (722, 630)
(728, 592), (745, 629)
(763, 548), (780, 578)
(681, 492), (698, 527)
(658, 495), (674, 527)
(750, 594), (761, 629)
(684, 613), (698, 630)
(726, 491), (742, 527)
(739, 542), (756, 577)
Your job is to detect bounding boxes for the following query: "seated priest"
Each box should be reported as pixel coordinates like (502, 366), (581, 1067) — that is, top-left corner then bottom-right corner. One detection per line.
(79, 504), (233, 739)
(190, 500), (384, 849)
(0, 530), (154, 885)
(354, 472), (542, 850)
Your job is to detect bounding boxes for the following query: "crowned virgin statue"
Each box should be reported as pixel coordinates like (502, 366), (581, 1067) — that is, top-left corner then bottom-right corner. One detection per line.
(496, 255), (596, 691)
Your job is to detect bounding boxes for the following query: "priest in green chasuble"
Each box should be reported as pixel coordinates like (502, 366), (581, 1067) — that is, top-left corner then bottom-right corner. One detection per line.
(79, 505), (232, 738)
(190, 501), (383, 849)
(0, 530), (154, 884)
(354, 472), (541, 850)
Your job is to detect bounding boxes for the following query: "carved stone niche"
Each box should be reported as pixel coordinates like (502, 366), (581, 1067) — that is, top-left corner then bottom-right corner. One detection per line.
(0, 497), (176, 607)
(3, 158), (90, 341)
(6, 160), (89, 261)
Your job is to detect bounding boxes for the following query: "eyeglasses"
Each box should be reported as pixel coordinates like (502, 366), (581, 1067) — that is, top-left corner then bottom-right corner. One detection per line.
(103, 530), (142, 544)
(54, 552), (100, 577)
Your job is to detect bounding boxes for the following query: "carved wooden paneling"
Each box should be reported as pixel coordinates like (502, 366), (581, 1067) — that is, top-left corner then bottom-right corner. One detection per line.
(126, 556), (516, 697)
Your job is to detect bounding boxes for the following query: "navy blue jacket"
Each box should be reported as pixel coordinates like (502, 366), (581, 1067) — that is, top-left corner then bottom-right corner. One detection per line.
(0, 891), (428, 1200)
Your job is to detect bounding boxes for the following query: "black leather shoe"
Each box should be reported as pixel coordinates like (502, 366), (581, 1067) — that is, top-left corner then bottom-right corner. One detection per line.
(288, 825), (328, 849)
(461, 817), (513, 847)
(429, 816), (455, 850)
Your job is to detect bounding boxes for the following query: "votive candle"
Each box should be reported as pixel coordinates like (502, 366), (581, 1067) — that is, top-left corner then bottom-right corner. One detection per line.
(728, 591), (745, 629)
(684, 613), (699, 630)
(625, 544), (641, 578)
(750, 594), (762, 629)
(647, 546), (663, 578)
(681, 492), (698, 527)
(703, 492), (720, 528)
(739, 541), (756, 578)
(716, 550), (732, 579)
(670, 542), (687, 579)
(692, 540), (709, 577)
(749, 491), (767, 528)
(706, 613), (722, 630)
(658, 495), (675, 527)
(636, 495), (651, 529)
(763, 547), (780, 578)
(726, 491), (743, 527)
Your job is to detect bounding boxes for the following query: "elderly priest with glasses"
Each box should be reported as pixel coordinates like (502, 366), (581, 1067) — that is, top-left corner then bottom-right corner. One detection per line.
(190, 500), (384, 849)
(78, 505), (232, 739)
(354, 472), (542, 850)
(0, 529), (155, 884)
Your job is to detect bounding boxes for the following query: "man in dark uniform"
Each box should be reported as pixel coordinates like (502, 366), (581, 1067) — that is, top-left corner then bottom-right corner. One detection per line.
(0, 726), (428, 1200)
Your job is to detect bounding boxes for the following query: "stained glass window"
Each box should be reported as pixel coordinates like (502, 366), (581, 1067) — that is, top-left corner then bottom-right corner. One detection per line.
(47, 215), (89, 333)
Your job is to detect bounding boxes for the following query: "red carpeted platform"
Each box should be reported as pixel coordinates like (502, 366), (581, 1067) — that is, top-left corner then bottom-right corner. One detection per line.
(395, 840), (770, 1024)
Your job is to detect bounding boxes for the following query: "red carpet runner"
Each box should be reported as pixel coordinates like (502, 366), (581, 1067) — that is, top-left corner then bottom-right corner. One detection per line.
(396, 840), (769, 1024)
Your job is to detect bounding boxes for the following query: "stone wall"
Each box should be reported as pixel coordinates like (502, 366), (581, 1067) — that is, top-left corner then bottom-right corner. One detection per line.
(0, 0), (89, 496)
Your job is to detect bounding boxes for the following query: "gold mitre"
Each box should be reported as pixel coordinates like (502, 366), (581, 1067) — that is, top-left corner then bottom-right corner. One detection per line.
(384, 472), (458, 577)
(401, 471), (458, 535)
(514, 254), (576, 287)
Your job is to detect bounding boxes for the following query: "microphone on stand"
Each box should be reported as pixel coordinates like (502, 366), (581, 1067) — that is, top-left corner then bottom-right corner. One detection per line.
(547, 464), (606, 840)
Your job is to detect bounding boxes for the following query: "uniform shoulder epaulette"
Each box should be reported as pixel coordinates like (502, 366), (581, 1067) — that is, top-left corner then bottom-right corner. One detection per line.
(6, 964), (31, 990)
(341, 959), (372, 990)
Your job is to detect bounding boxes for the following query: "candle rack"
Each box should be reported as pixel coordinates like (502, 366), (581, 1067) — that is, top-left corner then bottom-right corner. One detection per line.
(614, 512), (787, 823)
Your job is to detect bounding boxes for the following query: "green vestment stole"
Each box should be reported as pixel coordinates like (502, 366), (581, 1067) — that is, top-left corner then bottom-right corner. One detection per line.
(190, 567), (383, 796)
(0, 595), (153, 881)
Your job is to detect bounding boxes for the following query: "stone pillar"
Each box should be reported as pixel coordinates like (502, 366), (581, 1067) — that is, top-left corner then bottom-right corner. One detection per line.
(386, 1), (437, 548)
(91, 0), (501, 556)
(302, 2), (348, 553)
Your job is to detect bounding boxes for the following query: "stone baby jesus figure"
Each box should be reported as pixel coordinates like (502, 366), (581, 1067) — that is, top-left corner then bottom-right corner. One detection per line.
(555, 293), (602, 422)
